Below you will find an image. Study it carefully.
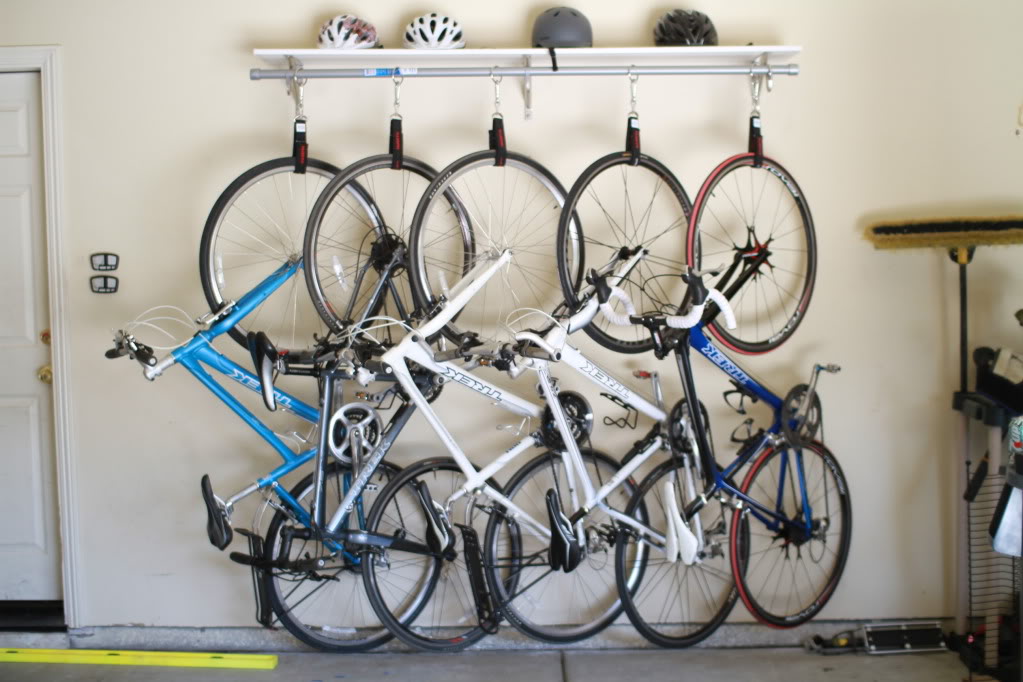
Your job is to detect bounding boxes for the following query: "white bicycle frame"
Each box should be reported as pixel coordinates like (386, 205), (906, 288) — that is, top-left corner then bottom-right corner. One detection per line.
(338, 247), (702, 554)
(322, 251), (551, 537)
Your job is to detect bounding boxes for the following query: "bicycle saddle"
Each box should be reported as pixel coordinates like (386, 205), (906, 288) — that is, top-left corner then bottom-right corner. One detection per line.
(246, 331), (278, 412)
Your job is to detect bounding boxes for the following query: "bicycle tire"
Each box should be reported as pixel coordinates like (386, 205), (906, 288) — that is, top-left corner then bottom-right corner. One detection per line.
(199, 156), (354, 349)
(686, 154), (816, 355)
(361, 458), (496, 652)
(482, 448), (643, 643)
(557, 152), (692, 354)
(615, 459), (736, 647)
(728, 440), (851, 627)
(408, 150), (578, 347)
(263, 460), (401, 652)
(304, 155), (461, 338)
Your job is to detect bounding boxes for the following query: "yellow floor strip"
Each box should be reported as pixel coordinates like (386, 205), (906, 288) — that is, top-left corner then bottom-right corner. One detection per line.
(0, 648), (278, 669)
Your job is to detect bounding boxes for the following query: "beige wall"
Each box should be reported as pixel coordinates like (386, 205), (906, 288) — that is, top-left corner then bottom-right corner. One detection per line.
(2, 0), (1022, 627)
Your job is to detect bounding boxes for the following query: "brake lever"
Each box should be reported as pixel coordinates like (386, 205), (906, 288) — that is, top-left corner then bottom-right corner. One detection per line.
(105, 331), (132, 359)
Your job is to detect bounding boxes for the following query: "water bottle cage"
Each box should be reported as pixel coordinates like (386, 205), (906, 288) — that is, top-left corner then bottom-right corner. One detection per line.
(600, 392), (638, 430)
(723, 380), (759, 414)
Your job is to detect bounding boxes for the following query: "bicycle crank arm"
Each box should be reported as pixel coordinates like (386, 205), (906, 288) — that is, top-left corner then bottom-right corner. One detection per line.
(338, 530), (438, 557)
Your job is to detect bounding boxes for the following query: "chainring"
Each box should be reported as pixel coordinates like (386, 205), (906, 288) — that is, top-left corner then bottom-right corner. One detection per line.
(780, 383), (822, 445)
(541, 391), (594, 449)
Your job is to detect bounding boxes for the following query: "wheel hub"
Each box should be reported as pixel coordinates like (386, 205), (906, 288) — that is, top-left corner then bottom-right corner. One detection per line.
(370, 233), (407, 273)
(738, 227), (773, 275)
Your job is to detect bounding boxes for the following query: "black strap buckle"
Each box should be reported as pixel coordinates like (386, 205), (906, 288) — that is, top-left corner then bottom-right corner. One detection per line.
(625, 116), (640, 166)
(292, 117), (308, 174)
(489, 116), (507, 167)
(389, 118), (403, 170)
(748, 115), (763, 168)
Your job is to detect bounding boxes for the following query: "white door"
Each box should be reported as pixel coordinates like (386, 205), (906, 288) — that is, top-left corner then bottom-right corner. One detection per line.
(0, 71), (62, 600)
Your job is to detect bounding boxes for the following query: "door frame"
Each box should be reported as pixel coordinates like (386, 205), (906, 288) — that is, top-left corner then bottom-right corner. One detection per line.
(0, 46), (79, 626)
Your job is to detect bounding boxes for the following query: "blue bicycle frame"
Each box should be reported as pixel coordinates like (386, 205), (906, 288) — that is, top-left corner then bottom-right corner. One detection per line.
(680, 322), (814, 536)
(164, 262), (319, 502)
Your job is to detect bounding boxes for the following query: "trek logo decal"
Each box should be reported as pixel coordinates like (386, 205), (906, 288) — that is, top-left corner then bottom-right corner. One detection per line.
(440, 366), (503, 401)
(698, 340), (751, 385)
(579, 360), (629, 397)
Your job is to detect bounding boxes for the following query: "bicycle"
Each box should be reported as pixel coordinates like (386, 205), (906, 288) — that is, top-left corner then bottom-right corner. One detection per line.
(354, 250), (738, 650)
(586, 264), (850, 631)
(477, 251), (739, 648)
(556, 66), (815, 356)
(107, 260), (441, 652)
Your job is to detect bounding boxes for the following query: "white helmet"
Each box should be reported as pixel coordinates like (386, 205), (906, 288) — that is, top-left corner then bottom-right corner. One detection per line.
(318, 14), (379, 49)
(403, 13), (465, 49)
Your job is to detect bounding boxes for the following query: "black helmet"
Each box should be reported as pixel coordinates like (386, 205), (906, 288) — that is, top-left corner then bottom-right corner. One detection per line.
(532, 7), (592, 48)
(654, 10), (718, 46)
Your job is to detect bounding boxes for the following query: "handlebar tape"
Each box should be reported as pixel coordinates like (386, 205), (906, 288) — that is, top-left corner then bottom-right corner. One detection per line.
(705, 289), (737, 330)
(598, 286), (637, 327)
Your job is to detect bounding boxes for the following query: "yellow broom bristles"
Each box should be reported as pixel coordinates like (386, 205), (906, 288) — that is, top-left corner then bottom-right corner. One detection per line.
(865, 216), (1023, 250)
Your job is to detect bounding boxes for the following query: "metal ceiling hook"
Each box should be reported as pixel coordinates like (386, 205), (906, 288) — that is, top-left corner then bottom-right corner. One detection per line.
(392, 72), (404, 119)
(491, 69), (503, 118)
(287, 56), (306, 119)
(628, 67), (639, 118)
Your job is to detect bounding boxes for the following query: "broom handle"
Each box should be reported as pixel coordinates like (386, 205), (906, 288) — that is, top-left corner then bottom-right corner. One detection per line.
(959, 260), (967, 393)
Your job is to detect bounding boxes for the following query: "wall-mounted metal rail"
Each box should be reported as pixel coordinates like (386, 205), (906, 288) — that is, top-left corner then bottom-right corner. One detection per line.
(250, 46), (801, 118)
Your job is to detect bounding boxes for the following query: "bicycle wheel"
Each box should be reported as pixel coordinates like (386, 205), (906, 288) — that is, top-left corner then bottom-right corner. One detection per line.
(362, 458), (493, 652)
(615, 459), (736, 647)
(408, 150), (577, 347)
(199, 157), (363, 349)
(263, 460), (401, 652)
(483, 448), (643, 643)
(728, 440), (851, 627)
(305, 155), (462, 339)
(686, 154), (816, 355)
(557, 153), (692, 354)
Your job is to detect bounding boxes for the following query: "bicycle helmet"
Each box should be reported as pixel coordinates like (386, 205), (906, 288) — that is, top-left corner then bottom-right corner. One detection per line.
(654, 10), (718, 46)
(403, 13), (465, 49)
(532, 7), (592, 48)
(317, 14), (379, 49)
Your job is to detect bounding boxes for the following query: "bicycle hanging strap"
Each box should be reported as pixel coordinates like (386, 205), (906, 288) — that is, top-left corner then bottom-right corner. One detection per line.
(292, 117), (308, 174)
(748, 115), (764, 168)
(489, 116), (507, 167)
(389, 117), (404, 170)
(625, 115), (641, 166)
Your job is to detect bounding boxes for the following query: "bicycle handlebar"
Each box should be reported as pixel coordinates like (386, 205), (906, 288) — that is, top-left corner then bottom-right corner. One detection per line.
(597, 281), (736, 331)
(106, 331), (159, 371)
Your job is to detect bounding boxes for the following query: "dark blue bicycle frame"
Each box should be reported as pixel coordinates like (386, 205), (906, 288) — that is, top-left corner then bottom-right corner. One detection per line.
(682, 323), (814, 535)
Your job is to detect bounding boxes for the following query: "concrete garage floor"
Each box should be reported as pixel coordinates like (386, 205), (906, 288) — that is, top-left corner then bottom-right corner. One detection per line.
(0, 648), (965, 682)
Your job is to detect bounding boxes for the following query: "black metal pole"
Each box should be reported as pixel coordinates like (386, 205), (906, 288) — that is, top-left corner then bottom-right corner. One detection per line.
(960, 260), (968, 394)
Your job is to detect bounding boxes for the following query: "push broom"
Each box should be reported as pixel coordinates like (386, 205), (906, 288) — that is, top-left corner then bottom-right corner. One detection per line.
(866, 216), (1023, 653)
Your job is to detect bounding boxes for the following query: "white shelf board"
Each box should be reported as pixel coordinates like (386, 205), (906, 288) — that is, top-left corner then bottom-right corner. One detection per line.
(253, 45), (801, 69)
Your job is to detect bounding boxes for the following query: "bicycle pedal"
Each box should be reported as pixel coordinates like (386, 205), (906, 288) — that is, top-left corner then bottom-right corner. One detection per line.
(454, 523), (500, 635)
(545, 488), (582, 573)
(201, 474), (232, 550)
